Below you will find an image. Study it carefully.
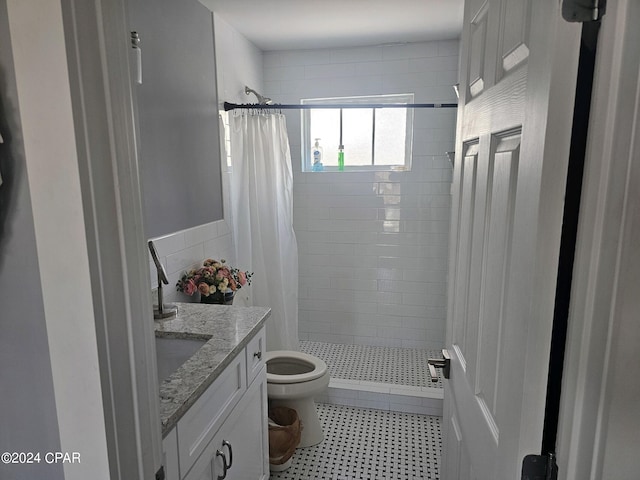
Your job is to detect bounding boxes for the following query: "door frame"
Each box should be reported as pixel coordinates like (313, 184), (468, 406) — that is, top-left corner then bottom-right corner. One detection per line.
(557, 0), (640, 477)
(7, 0), (163, 478)
(60, 0), (164, 477)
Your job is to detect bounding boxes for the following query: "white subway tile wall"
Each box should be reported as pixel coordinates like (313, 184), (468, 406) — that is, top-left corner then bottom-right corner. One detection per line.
(264, 40), (458, 349)
(148, 219), (236, 305)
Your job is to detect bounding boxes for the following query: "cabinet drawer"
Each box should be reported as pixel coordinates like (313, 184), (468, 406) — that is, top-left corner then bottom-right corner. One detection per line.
(177, 353), (247, 476)
(245, 327), (266, 384)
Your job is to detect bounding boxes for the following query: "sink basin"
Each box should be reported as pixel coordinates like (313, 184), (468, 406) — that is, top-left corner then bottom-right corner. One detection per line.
(155, 337), (207, 381)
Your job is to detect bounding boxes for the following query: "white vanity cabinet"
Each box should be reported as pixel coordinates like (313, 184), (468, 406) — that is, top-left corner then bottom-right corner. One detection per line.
(163, 327), (268, 480)
(196, 372), (268, 480)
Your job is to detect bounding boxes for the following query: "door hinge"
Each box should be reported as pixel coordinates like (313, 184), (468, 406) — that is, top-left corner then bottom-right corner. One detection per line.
(155, 465), (165, 480)
(521, 453), (558, 480)
(562, 0), (606, 22)
(130, 31), (143, 85)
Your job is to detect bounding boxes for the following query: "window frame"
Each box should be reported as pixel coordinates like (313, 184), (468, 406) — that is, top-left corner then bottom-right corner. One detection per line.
(301, 93), (415, 172)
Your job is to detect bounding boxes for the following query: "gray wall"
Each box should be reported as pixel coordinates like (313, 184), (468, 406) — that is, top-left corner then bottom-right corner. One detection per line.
(129, 0), (223, 238)
(0, 1), (63, 478)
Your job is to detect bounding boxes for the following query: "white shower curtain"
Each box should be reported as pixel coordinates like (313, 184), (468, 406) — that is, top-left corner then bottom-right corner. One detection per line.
(229, 111), (299, 352)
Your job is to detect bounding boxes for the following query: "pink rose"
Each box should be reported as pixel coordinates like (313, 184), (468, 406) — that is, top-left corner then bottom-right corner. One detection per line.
(183, 279), (197, 296)
(229, 278), (237, 291)
(238, 271), (247, 286)
(198, 282), (210, 296)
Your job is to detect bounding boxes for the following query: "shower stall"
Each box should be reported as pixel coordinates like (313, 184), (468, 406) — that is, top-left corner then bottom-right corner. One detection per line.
(217, 31), (459, 417)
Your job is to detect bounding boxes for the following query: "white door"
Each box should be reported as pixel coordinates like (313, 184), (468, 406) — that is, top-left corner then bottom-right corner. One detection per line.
(443, 1), (582, 478)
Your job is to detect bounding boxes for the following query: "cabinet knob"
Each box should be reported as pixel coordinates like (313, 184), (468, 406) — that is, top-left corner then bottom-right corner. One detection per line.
(253, 351), (262, 360)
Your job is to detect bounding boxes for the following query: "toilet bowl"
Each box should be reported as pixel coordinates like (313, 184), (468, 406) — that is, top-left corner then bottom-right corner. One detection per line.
(265, 351), (329, 447)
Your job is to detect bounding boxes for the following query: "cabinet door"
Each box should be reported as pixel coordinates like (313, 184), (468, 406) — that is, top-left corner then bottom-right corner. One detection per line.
(213, 369), (268, 480)
(184, 456), (213, 480)
(162, 428), (180, 480)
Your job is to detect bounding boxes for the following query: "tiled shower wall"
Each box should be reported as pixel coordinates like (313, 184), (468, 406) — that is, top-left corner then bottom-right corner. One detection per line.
(263, 41), (458, 350)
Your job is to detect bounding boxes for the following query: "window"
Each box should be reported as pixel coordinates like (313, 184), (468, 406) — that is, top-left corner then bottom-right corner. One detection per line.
(301, 93), (414, 172)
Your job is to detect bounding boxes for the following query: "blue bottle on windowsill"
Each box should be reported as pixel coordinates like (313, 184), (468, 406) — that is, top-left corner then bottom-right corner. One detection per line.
(312, 138), (324, 171)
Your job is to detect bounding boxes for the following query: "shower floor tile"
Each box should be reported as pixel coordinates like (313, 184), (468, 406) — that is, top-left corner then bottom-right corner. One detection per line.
(300, 341), (444, 389)
(270, 403), (442, 480)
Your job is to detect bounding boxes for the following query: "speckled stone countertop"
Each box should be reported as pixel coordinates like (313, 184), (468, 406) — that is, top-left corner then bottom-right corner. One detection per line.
(154, 303), (270, 436)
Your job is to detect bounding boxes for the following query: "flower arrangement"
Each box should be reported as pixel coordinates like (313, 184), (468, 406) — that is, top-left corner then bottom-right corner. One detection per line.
(176, 259), (252, 300)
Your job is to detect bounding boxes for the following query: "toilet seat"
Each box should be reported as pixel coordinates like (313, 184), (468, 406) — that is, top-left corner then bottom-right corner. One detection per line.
(265, 350), (328, 384)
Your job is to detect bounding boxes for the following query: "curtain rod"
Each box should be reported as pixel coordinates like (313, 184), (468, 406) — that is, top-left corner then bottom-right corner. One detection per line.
(223, 101), (458, 111)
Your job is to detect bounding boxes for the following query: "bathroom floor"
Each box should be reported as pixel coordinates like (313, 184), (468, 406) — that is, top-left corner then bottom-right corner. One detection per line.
(300, 341), (444, 388)
(269, 403), (442, 480)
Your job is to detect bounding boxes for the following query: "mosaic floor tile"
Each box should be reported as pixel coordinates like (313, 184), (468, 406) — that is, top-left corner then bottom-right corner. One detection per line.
(270, 403), (442, 480)
(300, 341), (444, 388)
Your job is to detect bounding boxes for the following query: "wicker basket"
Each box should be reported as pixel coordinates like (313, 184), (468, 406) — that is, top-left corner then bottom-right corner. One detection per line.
(268, 406), (302, 472)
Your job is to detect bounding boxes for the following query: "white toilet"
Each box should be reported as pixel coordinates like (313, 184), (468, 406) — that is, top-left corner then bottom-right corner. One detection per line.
(265, 350), (330, 447)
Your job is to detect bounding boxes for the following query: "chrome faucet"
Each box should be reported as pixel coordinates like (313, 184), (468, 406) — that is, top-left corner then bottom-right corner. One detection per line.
(148, 240), (177, 319)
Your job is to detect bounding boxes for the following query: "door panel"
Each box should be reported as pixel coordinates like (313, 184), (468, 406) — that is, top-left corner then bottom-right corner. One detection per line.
(498, 0), (531, 77)
(444, 404), (462, 480)
(452, 143), (480, 369)
(468, 4), (489, 98)
(444, 396), (475, 480)
(462, 137), (492, 385)
(475, 131), (520, 422)
(444, 0), (581, 478)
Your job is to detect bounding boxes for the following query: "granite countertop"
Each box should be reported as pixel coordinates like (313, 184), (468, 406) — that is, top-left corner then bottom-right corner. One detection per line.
(154, 302), (270, 436)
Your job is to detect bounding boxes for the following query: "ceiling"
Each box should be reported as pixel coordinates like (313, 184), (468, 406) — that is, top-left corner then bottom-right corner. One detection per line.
(201, 0), (464, 51)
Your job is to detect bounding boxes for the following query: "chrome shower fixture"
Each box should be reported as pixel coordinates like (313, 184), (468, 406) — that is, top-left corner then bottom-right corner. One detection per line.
(245, 85), (274, 105)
